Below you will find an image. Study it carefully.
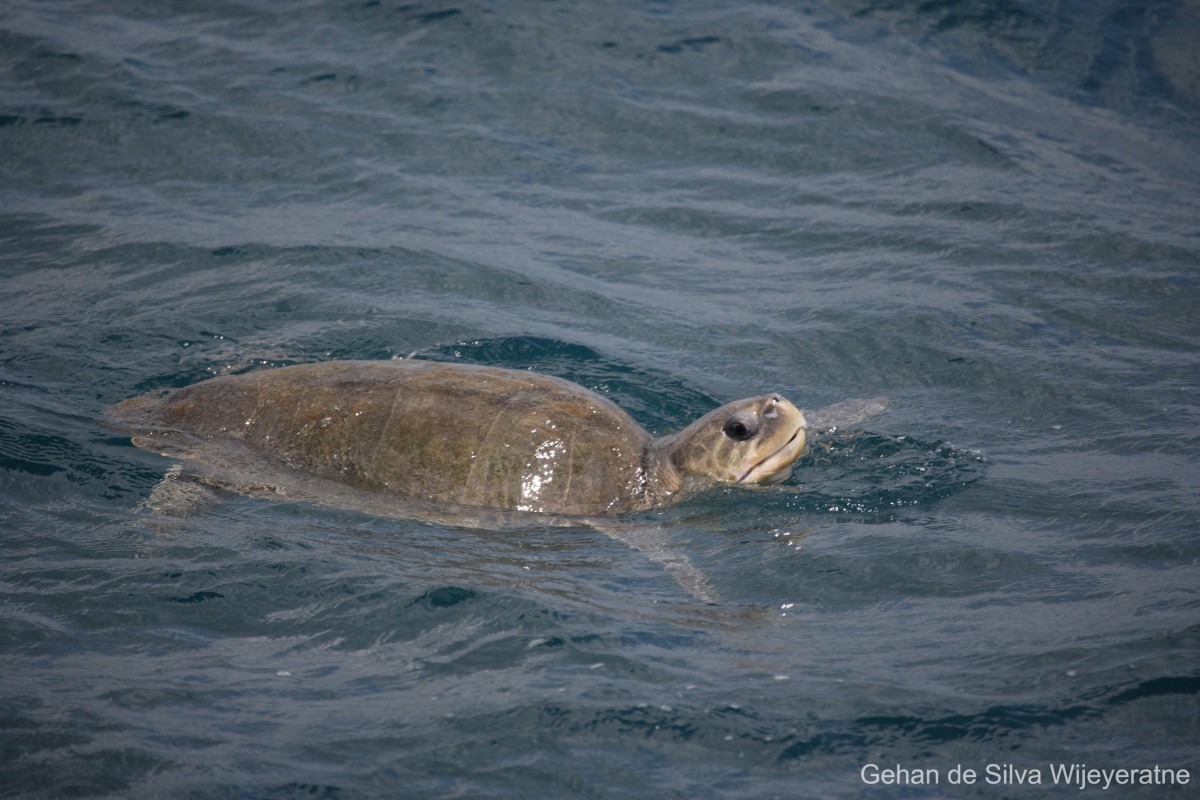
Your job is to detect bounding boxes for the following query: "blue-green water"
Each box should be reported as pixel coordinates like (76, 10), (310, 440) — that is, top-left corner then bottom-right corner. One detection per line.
(2, 1), (1198, 797)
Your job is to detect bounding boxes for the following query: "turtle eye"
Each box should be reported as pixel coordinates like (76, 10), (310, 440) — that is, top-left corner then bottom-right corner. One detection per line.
(722, 413), (758, 441)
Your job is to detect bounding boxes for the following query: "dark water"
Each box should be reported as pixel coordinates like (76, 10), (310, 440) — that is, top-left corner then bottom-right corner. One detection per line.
(2, 0), (1198, 797)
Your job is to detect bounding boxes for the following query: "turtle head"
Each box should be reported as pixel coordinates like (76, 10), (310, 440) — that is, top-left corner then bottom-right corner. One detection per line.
(649, 394), (807, 495)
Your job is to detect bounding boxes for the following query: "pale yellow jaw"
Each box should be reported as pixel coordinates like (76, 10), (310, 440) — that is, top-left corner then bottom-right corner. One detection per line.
(736, 422), (807, 485)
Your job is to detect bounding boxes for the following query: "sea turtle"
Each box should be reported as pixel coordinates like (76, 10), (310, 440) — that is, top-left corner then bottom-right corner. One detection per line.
(107, 359), (885, 601)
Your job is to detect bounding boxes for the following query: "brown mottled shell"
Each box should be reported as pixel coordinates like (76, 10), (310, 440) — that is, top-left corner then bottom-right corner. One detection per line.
(107, 360), (654, 516)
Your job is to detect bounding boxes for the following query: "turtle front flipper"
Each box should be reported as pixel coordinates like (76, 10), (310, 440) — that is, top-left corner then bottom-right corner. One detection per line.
(803, 397), (888, 436)
(137, 464), (227, 517)
(590, 521), (718, 604)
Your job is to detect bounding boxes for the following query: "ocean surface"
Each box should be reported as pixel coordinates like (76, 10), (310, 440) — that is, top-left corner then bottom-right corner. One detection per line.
(2, 0), (1198, 797)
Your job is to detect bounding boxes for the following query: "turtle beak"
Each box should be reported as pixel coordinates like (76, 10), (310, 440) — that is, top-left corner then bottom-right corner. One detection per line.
(736, 419), (807, 485)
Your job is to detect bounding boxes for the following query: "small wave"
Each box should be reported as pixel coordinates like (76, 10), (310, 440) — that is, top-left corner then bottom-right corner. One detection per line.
(786, 432), (988, 518)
